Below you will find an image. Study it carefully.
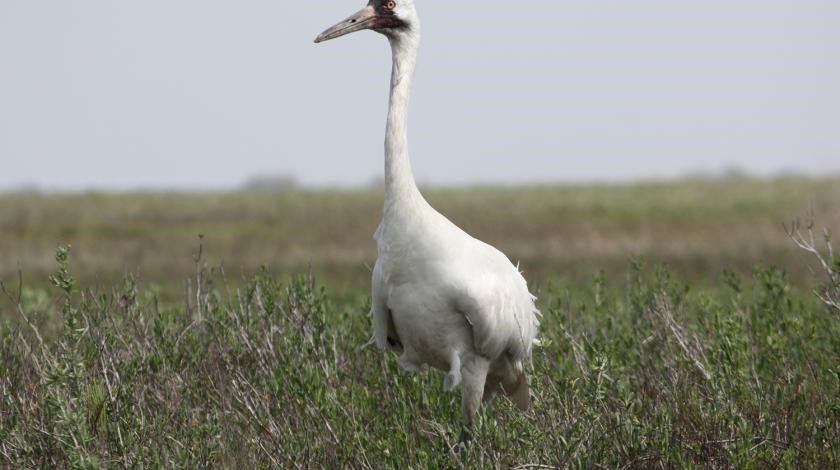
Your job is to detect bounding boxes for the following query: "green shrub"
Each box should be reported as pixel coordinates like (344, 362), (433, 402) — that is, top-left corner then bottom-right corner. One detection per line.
(0, 248), (837, 468)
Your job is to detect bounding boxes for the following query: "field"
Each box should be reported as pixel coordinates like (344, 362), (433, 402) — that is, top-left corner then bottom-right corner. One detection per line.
(1, 178), (839, 467)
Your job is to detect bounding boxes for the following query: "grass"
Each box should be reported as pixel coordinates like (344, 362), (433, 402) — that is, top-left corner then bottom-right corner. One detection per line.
(2, 178), (839, 299)
(0, 178), (839, 467)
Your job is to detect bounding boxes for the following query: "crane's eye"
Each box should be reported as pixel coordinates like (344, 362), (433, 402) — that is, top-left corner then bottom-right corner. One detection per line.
(386, 1), (396, 9)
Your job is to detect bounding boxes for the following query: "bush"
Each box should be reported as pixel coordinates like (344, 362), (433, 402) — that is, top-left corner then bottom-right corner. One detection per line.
(0, 248), (837, 467)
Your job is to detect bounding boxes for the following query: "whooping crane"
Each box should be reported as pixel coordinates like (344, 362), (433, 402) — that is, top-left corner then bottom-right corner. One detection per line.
(315, 0), (540, 447)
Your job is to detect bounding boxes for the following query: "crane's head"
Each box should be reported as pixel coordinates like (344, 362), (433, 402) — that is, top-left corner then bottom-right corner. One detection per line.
(314, 0), (418, 44)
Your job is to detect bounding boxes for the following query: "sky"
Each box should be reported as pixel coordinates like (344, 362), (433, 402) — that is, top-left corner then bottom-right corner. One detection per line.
(0, 0), (838, 190)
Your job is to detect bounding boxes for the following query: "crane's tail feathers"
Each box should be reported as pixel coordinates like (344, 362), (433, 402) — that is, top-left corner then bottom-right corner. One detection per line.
(504, 370), (530, 411)
(397, 354), (423, 373)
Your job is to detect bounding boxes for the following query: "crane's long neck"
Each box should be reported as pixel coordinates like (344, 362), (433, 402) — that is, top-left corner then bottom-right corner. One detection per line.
(384, 33), (421, 206)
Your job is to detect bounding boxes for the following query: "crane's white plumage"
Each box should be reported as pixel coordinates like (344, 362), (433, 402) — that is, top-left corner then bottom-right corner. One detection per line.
(316, 0), (539, 444)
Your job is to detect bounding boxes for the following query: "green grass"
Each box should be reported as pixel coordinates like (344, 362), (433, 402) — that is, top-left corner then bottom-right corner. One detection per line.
(1, 249), (837, 467)
(1, 178), (839, 467)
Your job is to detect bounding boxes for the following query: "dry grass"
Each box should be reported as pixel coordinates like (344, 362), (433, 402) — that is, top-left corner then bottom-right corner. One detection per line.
(1, 178), (838, 307)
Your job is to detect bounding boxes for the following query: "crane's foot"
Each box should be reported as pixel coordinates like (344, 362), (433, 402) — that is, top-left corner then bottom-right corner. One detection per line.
(452, 425), (472, 457)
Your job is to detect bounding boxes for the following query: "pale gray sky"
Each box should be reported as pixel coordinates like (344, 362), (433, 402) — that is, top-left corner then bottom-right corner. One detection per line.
(1, 1), (838, 190)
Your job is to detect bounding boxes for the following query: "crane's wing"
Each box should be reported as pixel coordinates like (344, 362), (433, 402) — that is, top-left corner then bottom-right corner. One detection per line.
(450, 248), (540, 366)
(370, 259), (402, 353)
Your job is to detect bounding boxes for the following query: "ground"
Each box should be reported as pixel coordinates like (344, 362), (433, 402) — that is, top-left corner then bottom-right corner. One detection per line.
(0, 178), (838, 467)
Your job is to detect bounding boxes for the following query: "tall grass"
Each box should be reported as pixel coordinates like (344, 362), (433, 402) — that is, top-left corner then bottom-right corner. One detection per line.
(1, 246), (837, 467)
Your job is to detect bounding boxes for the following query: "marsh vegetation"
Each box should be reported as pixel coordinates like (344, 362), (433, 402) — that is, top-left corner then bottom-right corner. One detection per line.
(1, 178), (838, 467)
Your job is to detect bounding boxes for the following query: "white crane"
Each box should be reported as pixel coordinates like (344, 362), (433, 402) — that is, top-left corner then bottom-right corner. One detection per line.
(315, 0), (540, 446)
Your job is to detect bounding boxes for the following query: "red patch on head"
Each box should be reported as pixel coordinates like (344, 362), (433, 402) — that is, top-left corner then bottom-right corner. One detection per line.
(369, 0), (409, 30)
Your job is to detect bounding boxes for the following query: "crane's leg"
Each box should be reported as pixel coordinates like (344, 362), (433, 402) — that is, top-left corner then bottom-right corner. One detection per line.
(456, 354), (490, 450)
(444, 349), (461, 391)
(482, 375), (502, 405)
(397, 352), (422, 373)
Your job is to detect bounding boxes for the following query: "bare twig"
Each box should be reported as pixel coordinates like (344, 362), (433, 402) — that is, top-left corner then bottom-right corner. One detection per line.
(513, 465), (562, 470)
(785, 219), (840, 316)
(651, 294), (712, 381)
(0, 268), (23, 304)
(193, 234), (205, 320)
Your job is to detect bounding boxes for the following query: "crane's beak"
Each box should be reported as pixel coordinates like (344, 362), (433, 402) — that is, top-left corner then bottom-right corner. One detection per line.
(314, 6), (378, 43)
